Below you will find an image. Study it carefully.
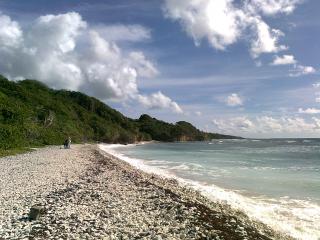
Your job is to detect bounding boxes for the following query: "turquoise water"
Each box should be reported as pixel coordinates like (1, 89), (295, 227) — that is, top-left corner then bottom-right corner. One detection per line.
(100, 139), (320, 240)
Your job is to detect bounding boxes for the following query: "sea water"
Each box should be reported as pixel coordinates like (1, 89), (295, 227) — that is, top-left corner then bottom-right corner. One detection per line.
(99, 139), (320, 240)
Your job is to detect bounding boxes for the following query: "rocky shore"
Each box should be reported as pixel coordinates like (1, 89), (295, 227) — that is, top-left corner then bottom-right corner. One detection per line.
(0, 144), (293, 240)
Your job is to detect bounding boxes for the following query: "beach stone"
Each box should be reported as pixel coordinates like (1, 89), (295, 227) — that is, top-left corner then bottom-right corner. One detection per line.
(152, 236), (162, 240)
(0, 144), (295, 240)
(28, 205), (44, 221)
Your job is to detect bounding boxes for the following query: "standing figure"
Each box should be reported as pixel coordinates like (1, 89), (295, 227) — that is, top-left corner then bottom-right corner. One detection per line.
(63, 138), (68, 149)
(63, 137), (71, 149)
(67, 136), (71, 149)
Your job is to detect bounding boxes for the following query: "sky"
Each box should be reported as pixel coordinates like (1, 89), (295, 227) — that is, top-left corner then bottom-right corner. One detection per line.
(0, 0), (319, 138)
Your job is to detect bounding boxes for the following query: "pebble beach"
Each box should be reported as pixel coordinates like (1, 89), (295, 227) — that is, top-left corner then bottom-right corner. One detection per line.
(0, 144), (293, 240)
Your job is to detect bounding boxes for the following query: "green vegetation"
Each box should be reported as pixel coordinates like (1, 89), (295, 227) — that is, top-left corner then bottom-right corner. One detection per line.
(0, 148), (33, 157)
(137, 115), (234, 141)
(0, 75), (239, 151)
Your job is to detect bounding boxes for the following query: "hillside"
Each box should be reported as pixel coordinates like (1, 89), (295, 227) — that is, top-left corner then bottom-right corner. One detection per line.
(0, 75), (239, 150)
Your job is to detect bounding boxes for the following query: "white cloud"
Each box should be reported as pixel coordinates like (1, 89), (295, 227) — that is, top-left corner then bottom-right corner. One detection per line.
(137, 92), (183, 113)
(283, 117), (317, 132)
(249, 19), (287, 58)
(271, 54), (297, 65)
(212, 115), (320, 134)
(256, 116), (283, 132)
(298, 108), (320, 114)
(312, 117), (320, 128)
(213, 116), (254, 132)
(0, 12), (87, 90)
(163, 0), (299, 58)
(316, 97), (320, 103)
(163, 0), (242, 50)
(129, 51), (158, 78)
(0, 12), (182, 113)
(297, 65), (316, 74)
(313, 82), (320, 88)
(226, 93), (243, 106)
(270, 55), (316, 77)
(289, 65), (316, 77)
(93, 24), (151, 42)
(247, 0), (302, 15)
(0, 14), (22, 49)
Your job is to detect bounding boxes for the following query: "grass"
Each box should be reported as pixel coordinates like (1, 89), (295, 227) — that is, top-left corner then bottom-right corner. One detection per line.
(0, 147), (34, 157)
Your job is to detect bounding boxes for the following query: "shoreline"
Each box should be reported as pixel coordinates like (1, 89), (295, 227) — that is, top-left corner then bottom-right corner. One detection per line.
(99, 144), (293, 240)
(0, 144), (293, 239)
(106, 141), (320, 240)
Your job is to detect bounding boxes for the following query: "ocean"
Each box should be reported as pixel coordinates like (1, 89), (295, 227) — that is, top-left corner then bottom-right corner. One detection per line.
(100, 139), (320, 240)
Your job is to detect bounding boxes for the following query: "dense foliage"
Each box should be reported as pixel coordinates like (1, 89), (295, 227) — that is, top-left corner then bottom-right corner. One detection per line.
(0, 75), (238, 150)
(137, 115), (234, 141)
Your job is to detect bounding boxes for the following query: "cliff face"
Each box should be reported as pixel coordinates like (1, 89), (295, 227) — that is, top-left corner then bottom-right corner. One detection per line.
(0, 75), (240, 150)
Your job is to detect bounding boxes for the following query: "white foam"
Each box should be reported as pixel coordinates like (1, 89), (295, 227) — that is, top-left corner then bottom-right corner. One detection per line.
(169, 164), (190, 170)
(99, 144), (320, 240)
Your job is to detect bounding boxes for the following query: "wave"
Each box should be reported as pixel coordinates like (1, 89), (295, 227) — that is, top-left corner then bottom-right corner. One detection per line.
(99, 144), (320, 240)
(169, 164), (190, 170)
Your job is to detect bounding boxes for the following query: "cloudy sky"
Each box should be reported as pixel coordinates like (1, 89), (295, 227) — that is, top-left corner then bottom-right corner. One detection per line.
(0, 0), (319, 138)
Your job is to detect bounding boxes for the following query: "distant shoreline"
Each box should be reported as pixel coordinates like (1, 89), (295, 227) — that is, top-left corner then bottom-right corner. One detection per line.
(0, 144), (292, 239)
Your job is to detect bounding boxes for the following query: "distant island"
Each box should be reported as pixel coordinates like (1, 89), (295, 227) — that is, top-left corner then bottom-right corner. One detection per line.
(0, 75), (239, 152)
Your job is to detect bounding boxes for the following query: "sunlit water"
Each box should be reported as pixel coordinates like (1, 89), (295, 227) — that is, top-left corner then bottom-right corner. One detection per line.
(99, 139), (320, 240)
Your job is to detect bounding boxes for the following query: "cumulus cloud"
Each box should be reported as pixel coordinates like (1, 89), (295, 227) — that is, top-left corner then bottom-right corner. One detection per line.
(163, 0), (300, 58)
(0, 12), (182, 113)
(256, 116), (283, 132)
(226, 93), (243, 106)
(212, 115), (320, 134)
(128, 51), (159, 78)
(283, 117), (318, 131)
(271, 54), (316, 76)
(289, 65), (316, 77)
(247, 0), (302, 15)
(163, 0), (242, 50)
(0, 12), (87, 90)
(297, 65), (316, 74)
(298, 108), (320, 114)
(271, 54), (297, 65)
(93, 24), (151, 42)
(137, 91), (183, 113)
(213, 117), (254, 132)
(0, 14), (22, 48)
(249, 20), (287, 58)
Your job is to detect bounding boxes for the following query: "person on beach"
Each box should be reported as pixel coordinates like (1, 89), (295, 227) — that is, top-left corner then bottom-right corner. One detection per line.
(67, 137), (71, 149)
(63, 137), (71, 149)
(63, 139), (68, 149)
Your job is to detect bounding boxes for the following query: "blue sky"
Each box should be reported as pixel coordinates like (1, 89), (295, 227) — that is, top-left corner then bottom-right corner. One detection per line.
(0, 0), (319, 137)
